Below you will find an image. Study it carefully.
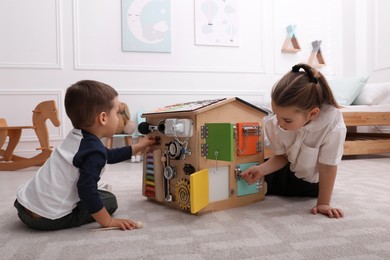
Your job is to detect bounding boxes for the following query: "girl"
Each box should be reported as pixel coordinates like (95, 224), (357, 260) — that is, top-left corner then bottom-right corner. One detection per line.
(241, 63), (346, 219)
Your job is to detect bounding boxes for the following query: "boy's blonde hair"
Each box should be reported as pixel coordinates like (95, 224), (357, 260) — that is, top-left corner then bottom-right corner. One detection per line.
(65, 80), (118, 129)
(272, 63), (340, 111)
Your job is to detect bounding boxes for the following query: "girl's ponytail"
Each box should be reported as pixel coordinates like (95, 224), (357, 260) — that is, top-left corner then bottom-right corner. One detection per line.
(272, 63), (340, 110)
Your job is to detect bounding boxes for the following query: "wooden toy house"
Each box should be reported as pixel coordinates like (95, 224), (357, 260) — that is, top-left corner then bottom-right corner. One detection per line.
(139, 97), (269, 215)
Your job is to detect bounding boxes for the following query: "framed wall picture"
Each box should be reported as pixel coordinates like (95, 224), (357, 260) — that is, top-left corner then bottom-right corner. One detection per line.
(195, 0), (239, 47)
(121, 0), (171, 53)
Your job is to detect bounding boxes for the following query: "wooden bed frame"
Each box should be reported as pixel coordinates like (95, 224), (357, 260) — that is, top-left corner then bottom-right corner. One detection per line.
(341, 105), (390, 156)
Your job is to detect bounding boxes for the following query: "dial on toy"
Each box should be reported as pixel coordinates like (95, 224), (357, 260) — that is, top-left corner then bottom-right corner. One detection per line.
(168, 140), (182, 159)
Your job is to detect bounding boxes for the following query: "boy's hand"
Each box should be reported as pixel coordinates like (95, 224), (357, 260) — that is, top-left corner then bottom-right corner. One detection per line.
(108, 218), (137, 231)
(240, 166), (262, 185)
(132, 136), (157, 154)
(92, 208), (143, 231)
(138, 135), (156, 148)
(311, 204), (344, 219)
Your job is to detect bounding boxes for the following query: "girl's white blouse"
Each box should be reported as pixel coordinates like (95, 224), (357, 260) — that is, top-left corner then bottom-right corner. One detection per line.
(265, 105), (347, 183)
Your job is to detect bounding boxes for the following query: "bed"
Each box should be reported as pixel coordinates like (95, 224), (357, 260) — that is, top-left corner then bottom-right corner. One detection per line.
(334, 79), (390, 156)
(341, 104), (390, 155)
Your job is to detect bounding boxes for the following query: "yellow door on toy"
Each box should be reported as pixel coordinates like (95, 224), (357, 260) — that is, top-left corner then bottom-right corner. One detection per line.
(190, 168), (209, 214)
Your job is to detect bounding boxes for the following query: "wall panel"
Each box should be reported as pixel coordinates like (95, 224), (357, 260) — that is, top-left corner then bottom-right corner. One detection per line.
(0, 0), (62, 69)
(272, 0), (343, 76)
(373, 0), (390, 71)
(0, 90), (64, 142)
(73, 0), (265, 73)
(116, 90), (266, 122)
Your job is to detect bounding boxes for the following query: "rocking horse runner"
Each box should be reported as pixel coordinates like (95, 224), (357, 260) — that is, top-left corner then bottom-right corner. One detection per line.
(0, 100), (60, 171)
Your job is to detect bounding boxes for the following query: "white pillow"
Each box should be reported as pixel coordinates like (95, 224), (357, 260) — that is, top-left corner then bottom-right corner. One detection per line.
(328, 77), (368, 106)
(353, 82), (390, 105)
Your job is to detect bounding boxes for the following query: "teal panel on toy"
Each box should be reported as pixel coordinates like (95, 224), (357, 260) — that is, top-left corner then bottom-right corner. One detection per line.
(205, 123), (234, 162)
(236, 162), (260, 196)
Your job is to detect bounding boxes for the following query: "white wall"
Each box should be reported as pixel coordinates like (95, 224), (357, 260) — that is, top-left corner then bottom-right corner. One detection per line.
(1, 0), (389, 154)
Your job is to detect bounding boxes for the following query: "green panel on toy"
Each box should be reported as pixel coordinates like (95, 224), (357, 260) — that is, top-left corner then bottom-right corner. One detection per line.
(236, 162), (261, 196)
(205, 123), (234, 162)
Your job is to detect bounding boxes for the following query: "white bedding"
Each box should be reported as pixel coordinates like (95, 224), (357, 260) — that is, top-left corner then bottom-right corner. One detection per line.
(353, 82), (390, 105)
(341, 104), (390, 112)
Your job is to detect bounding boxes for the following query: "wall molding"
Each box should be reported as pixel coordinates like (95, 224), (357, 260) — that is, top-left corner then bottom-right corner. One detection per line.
(0, 90), (65, 142)
(1, 89), (265, 154)
(372, 0), (390, 71)
(114, 89), (267, 122)
(116, 89), (265, 99)
(0, 0), (63, 69)
(72, 0), (265, 74)
(271, 0), (339, 76)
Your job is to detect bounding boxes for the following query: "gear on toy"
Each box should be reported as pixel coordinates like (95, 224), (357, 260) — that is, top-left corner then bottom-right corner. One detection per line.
(175, 179), (190, 211)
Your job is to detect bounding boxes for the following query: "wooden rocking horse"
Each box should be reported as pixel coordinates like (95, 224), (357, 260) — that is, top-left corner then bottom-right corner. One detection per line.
(0, 100), (60, 171)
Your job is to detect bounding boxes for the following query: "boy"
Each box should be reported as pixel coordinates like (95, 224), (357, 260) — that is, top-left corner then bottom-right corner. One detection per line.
(15, 80), (155, 231)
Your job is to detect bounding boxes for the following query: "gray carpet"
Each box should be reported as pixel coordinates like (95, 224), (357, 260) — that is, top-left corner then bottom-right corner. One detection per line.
(1, 155), (390, 259)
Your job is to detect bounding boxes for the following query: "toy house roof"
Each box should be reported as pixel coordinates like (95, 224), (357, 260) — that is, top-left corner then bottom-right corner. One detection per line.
(142, 97), (269, 117)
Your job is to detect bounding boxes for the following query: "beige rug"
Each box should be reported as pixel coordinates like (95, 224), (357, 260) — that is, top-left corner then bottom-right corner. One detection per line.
(1, 155), (390, 259)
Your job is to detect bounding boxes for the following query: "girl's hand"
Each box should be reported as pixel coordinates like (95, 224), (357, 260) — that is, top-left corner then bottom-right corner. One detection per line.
(240, 166), (262, 185)
(132, 136), (157, 154)
(311, 204), (344, 219)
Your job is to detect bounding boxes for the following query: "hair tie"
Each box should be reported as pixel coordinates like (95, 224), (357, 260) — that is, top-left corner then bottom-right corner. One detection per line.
(292, 65), (300, 73)
(292, 65), (318, 84)
(310, 77), (318, 84)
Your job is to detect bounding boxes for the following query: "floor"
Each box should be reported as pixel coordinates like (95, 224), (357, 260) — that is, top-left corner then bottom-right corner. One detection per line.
(1, 155), (390, 259)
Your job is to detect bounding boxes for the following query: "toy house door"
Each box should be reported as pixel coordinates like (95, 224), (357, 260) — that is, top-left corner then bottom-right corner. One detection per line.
(203, 123), (234, 162)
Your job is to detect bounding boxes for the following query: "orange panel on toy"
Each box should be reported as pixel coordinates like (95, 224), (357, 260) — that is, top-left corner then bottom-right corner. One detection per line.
(236, 122), (261, 156)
